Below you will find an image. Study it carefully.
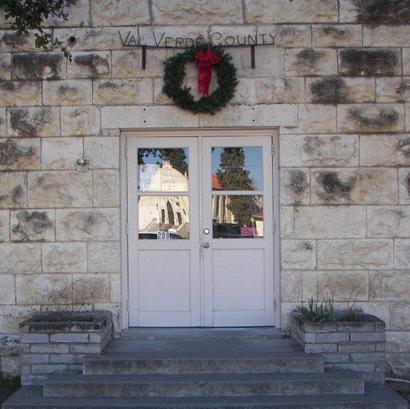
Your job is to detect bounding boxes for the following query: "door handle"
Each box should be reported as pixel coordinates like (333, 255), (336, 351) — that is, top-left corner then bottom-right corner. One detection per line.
(202, 241), (210, 249)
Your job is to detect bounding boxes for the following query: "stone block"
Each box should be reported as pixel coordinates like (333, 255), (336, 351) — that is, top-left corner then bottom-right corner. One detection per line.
(152, 0), (243, 24)
(139, 26), (209, 48)
(0, 243), (41, 273)
(0, 54), (11, 79)
(311, 168), (398, 205)
(0, 274), (15, 304)
(50, 354), (84, 364)
(90, 0), (150, 26)
(7, 107), (60, 137)
(20, 334), (49, 344)
(0, 108), (6, 137)
(245, 0), (338, 23)
(93, 79), (153, 105)
(351, 332), (386, 342)
(295, 206), (366, 238)
(21, 353), (49, 364)
(305, 343), (338, 353)
(73, 274), (110, 304)
(29, 343), (70, 354)
(93, 170), (120, 207)
(280, 206), (294, 238)
(254, 24), (311, 48)
(281, 240), (316, 269)
(364, 25), (410, 47)
(338, 343), (376, 353)
(43, 80), (93, 106)
(31, 364), (67, 374)
(315, 332), (350, 343)
(0, 171), (27, 208)
(0, 209), (9, 241)
(56, 208), (120, 241)
(303, 270), (369, 301)
(306, 77), (375, 104)
(12, 53), (65, 80)
(395, 239), (410, 268)
(376, 77), (410, 103)
(84, 137), (119, 169)
(285, 48), (337, 76)
(350, 352), (386, 363)
(281, 271), (302, 302)
(339, 48), (401, 76)
(0, 81), (42, 106)
(0, 30), (39, 53)
(11, 209), (55, 242)
(61, 106), (100, 136)
(317, 239), (393, 270)
(45, 0), (89, 27)
(312, 24), (362, 47)
(69, 343), (102, 354)
(280, 134), (358, 167)
(321, 354), (350, 363)
(42, 243), (87, 273)
(253, 78), (305, 104)
(399, 169), (410, 204)
(88, 242), (121, 273)
(404, 49), (410, 76)
(391, 302), (410, 331)
(0, 138), (41, 170)
(280, 168), (310, 205)
(42, 137), (83, 170)
(68, 52), (111, 79)
(28, 171), (93, 208)
(406, 104), (410, 132)
(367, 206), (410, 238)
(16, 274), (72, 305)
(338, 104), (404, 133)
(50, 333), (89, 343)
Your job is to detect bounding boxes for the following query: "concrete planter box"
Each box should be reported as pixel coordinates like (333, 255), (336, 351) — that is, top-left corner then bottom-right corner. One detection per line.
(290, 310), (386, 383)
(19, 311), (112, 385)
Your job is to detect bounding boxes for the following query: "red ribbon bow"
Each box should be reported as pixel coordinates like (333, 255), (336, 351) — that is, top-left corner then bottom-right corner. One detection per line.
(195, 49), (221, 96)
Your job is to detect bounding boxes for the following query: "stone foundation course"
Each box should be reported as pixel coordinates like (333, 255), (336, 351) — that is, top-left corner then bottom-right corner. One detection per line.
(19, 311), (112, 385)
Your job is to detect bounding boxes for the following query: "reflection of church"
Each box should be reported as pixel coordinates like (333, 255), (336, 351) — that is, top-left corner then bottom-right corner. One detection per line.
(139, 162), (190, 238)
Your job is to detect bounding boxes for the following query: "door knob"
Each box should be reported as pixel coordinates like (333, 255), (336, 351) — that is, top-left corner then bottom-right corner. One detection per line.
(202, 241), (210, 248)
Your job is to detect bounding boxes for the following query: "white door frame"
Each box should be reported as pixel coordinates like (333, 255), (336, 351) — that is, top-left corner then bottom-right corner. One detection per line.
(120, 128), (281, 330)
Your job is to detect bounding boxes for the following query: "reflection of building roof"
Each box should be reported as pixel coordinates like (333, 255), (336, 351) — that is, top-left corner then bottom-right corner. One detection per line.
(212, 175), (222, 190)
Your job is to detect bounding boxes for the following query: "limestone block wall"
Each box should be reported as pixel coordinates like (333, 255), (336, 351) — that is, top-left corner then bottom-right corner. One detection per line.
(0, 0), (409, 379)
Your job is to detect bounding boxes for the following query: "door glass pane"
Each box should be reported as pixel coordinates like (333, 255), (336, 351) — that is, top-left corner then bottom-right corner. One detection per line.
(138, 148), (189, 192)
(212, 195), (263, 238)
(138, 196), (189, 239)
(212, 147), (263, 191)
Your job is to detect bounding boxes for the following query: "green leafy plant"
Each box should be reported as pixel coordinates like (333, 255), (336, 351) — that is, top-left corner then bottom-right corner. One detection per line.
(2, 0), (71, 59)
(297, 296), (336, 323)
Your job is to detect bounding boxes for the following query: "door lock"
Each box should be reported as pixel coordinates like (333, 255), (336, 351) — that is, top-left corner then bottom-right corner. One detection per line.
(202, 241), (210, 248)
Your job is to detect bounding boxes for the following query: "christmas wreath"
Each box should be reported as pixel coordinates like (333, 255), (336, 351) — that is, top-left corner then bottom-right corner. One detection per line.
(163, 44), (238, 115)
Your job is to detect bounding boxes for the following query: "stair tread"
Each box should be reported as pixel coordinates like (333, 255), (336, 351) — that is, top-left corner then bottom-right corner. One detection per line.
(3, 384), (407, 408)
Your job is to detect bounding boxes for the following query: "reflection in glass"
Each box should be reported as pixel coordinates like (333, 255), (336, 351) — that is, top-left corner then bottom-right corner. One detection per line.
(212, 147), (263, 191)
(212, 195), (263, 238)
(138, 196), (189, 239)
(138, 148), (189, 192)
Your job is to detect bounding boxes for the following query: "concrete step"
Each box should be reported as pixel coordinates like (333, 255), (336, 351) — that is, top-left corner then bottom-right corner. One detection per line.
(43, 370), (364, 398)
(3, 384), (408, 409)
(82, 352), (324, 375)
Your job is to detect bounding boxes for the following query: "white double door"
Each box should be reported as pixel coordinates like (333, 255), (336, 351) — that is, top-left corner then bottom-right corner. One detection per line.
(127, 132), (275, 327)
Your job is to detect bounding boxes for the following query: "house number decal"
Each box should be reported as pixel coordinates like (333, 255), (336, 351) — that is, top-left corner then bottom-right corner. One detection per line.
(157, 231), (171, 240)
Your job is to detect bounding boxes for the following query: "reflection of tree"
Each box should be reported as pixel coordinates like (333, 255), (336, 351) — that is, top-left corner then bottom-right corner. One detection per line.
(138, 149), (188, 175)
(216, 148), (257, 226)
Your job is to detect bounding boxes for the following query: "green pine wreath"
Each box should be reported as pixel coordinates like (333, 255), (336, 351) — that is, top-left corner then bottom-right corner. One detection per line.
(163, 44), (238, 115)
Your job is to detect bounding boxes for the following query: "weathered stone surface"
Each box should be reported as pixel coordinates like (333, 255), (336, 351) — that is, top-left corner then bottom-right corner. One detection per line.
(254, 25), (311, 48)
(0, 108), (6, 137)
(0, 275), (15, 304)
(0, 210), (9, 242)
(0, 172), (27, 208)
(281, 271), (302, 302)
(339, 49), (401, 76)
(404, 49), (410, 76)
(338, 104), (404, 133)
(73, 274), (110, 304)
(152, 0), (243, 24)
(406, 104), (410, 132)
(0, 54), (11, 79)
(306, 77), (375, 104)
(399, 169), (410, 204)
(139, 26), (209, 48)
(280, 168), (310, 205)
(364, 25), (410, 47)
(90, 0), (149, 26)
(360, 134), (410, 166)
(311, 168), (398, 205)
(84, 137), (119, 169)
(112, 50), (145, 79)
(43, 243), (87, 273)
(110, 274), (121, 303)
(88, 242), (121, 273)
(391, 302), (410, 331)
(7, 107), (60, 137)
(0, 30), (39, 52)
(56, 208), (120, 241)
(28, 171), (93, 208)
(312, 24), (362, 47)
(42, 137), (83, 170)
(93, 170), (119, 207)
(370, 271), (410, 301)
(11, 209), (55, 242)
(12, 53), (65, 80)
(0, 138), (40, 170)
(93, 79), (153, 105)
(280, 134), (358, 167)
(317, 239), (393, 270)
(285, 48), (337, 76)
(0, 243), (41, 273)
(61, 106), (100, 136)
(68, 52), (111, 79)
(0, 81), (41, 106)
(376, 77), (410, 103)
(16, 274), (72, 305)
(368, 206), (410, 238)
(303, 271), (369, 301)
(295, 206), (366, 238)
(280, 206), (294, 238)
(252, 78), (305, 104)
(43, 80), (93, 106)
(246, 0), (338, 23)
(395, 239), (410, 268)
(281, 240), (316, 269)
